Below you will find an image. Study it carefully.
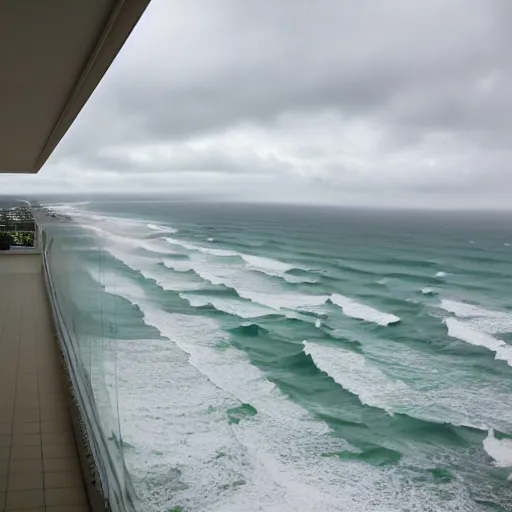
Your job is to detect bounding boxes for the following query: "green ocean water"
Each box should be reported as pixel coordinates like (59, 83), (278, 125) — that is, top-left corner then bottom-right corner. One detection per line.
(44, 200), (512, 512)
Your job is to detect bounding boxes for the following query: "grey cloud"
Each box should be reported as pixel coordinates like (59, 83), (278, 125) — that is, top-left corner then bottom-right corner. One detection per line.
(2, 0), (510, 208)
(77, 0), (510, 146)
(60, 141), (295, 176)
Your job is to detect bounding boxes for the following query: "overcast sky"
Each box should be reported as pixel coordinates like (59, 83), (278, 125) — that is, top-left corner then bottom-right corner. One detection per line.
(2, 0), (512, 208)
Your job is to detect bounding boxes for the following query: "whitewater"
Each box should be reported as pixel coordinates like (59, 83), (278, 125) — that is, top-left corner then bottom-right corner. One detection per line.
(40, 200), (512, 511)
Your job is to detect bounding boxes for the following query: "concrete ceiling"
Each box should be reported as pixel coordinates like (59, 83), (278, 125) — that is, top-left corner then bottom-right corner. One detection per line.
(0, 0), (151, 173)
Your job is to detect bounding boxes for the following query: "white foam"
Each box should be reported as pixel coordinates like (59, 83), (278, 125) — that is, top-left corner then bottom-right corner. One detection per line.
(241, 254), (295, 275)
(207, 237), (215, 242)
(302, 340), (512, 431)
(114, 337), (253, 509)
(78, 222), (187, 293)
(315, 319), (322, 328)
(282, 274), (318, 284)
(138, 228), (319, 286)
(239, 289), (329, 314)
(421, 288), (436, 295)
(164, 237), (300, 278)
(329, 294), (400, 326)
(440, 299), (512, 333)
(163, 236), (198, 251)
(179, 293), (273, 319)
(239, 254), (318, 283)
(444, 318), (503, 351)
(94, 277), (259, 509)
(147, 223), (178, 234)
(444, 318), (512, 366)
(141, 312), (469, 512)
(303, 342), (407, 414)
(197, 246), (239, 257)
(483, 429), (512, 468)
(97, 239), (201, 292)
(98, 274), (407, 512)
(162, 258), (195, 273)
(164, 255), (327, 315)
(436, 271), (447, 277)
(164, 238), (305, 286)
(82, 224), (180, 257)
(52, 206), (143, 229)
(55, 209), (181, 261)
(166, 257), (240, 288)
(375, 340), (512, 430)
(440, 299), (486, 319)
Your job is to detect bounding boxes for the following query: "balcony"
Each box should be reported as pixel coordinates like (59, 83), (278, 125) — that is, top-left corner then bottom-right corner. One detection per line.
(1, 202), (134, 511)
(0, 252), (88, 510)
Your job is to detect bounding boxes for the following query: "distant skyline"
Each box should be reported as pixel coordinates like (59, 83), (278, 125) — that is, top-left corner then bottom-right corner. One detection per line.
(2, 0), (511, 209)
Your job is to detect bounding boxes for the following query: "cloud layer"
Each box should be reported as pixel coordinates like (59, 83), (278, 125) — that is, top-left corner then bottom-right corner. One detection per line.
(2, 0), (511, 208)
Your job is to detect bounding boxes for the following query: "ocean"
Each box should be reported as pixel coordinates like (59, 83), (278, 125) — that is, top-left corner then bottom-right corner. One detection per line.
(42, 199), (512, 511)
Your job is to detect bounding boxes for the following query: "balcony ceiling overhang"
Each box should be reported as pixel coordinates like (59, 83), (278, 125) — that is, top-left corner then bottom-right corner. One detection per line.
(0, 0), (151, 174)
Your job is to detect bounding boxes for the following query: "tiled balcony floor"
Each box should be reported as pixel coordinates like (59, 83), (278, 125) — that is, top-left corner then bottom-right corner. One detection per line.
(0, 254), (88, 511)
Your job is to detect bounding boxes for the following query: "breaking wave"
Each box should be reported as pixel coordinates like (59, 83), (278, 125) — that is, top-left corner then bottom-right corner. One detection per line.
(328, 294), (400, 326)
